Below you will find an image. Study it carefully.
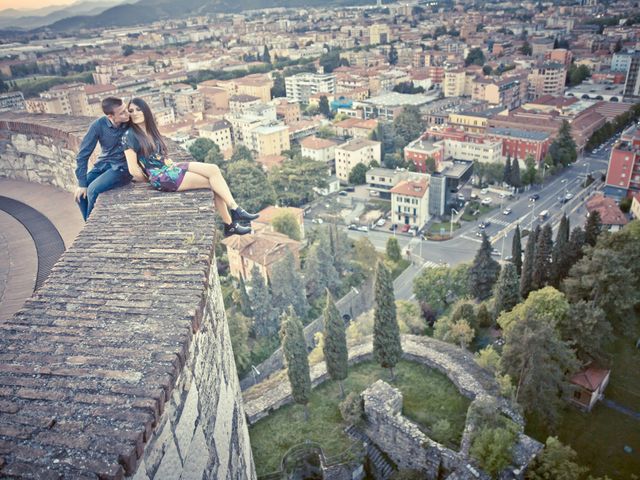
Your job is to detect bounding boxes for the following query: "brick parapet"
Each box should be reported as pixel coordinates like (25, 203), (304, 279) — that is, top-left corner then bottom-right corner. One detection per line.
(0, 114), (256, 479)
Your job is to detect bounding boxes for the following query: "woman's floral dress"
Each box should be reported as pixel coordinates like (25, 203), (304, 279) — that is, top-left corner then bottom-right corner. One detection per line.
(122, 129), (189, 192)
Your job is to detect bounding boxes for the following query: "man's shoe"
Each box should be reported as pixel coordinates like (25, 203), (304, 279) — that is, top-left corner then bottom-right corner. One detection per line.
(224, 222), (251, 237)
(231, 206), (260, 223)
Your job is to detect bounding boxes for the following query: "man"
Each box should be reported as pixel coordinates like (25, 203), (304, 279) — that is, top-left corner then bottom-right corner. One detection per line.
(74, 97), (132, 220)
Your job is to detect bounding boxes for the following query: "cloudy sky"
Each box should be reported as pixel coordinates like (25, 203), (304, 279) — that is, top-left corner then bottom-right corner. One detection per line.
(2, 0), (121, 11)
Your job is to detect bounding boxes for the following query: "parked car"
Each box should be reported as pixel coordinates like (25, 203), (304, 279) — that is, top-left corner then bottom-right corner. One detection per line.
(348, 224), (358, 230)
(345, 186), (355, 192)
(481, 197), (492, 206)
(338, 191), (348, 196)
(503, 207), (512, 215)
(480, 188), (488, 195)
(491, 249), (501, 256)
(376, 218), (386, 227)
(470, 193), (479, 200)
(311, 218), (324, 224)
(401, 224), (411, 233)
(565, 192), (574, 200)
(528, 193), (540, 201)
(504, 255), (513, 261)
(357, 226), (369, 232)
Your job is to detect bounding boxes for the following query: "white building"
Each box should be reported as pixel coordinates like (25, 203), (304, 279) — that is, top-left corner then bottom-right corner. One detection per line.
(335, 138), (382, 182)
(285, 73), (336, 103)
(443, 137), (503, 164)
(390, 179), (430, 228)
(198, 120), (233, 153)
(300, 136), (338, 164)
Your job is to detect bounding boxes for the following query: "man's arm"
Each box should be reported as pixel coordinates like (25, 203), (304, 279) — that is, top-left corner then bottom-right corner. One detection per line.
(74, 120), (100, 188)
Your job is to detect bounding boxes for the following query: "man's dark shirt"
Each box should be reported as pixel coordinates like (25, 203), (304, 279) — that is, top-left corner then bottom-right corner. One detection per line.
(75, 116), (128, 188)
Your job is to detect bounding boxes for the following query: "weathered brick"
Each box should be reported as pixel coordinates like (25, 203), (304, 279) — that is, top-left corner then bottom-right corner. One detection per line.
(0, 424), (36, 440)
(0, 461), (63, 479)
(0, 400), (19, 413)
(16, 388), (67, 402)
(35, 431), (91, 450)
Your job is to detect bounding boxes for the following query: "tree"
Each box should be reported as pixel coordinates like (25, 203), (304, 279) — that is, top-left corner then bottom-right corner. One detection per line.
(230, 145), (254, 163)
(236, 276), (253, 317)
(248, 266), (278, 337)
(468, 233), (501, 300)
(348, 162), (369, 185)
(503, 157), (512, 185)
(262, 45), (271, 64)
(204, 144), (224, 167)
(281, 307), (312, 420)
(225, 160), (276, 213)
(304, 233), (341, 300)
(393, 106), (425, 147)
(388, 44), (398, 65)
(548, 120), (577, 167)
(122, 45), (134, 56)
(482, 65), (492, 76)
(323, 291), (348, 397)
(493, 263), (521, 317)
(189, 137), (217, 162)
(520, 41), (532, 56)
(532, 224), (553, 290)
(451, 299), (478, 330)
(227, 311), (251, 375)
(510, 158), (522, 190)
(476, 346), (501, 373)
(318, 95), (331, 118)
(476, 303), (493, 328)
(271, 71), (286, 98)
(465, 47), (486, 66)
(560, 300), (611, 366)
(584, 210), (602, 247)
(396, 300), (426, 335)
(499, 287), (578, 427)
(449, 319), (475, 349)
(413, 264), (470, 315)
(339, 392), (363, 425)
(269, 155), (329, 207)
(373, 262), (402, 380)
(327, 223), (350, 276)
(526, 436), (588, 480)
(272, 211), (301, 240)
(271, 250), (308, 319)
(550, 215), (570, 287)
(522, 155), (538, 185)
(0, 79), (8, 93)
(386, 237), (402, 262)
(520, 229), (536, 299)
(470, 424), (518, 476)
(512, 225), (523, 276)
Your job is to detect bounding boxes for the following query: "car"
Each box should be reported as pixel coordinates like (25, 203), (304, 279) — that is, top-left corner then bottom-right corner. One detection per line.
(470, 193), (479, 200)
(376, 218), (386, 227)
(560, 179), (568, 184)
(491, 249), (501, 256)
(457, 193), (466, 201)
(348, 224), (358, 230)
(528, 194), (540, 201)
(389, 223), (398, 231)
(565, 192), (574, 200)
(480, 188), (488, 195)
(311, 218), (324, 224)
(504, 255), (513, 261)
(499, 192), (507, 199)
(481, 197), (492, 206)
(475, 230), (483, 237)
(370, 190), (380, 197)
(357, 226), (369, 232)
(338, 191), (348, 196)
(558, 196), (569, 204)
(478, 221), (491, 229)
(345, 186), (355, 192)
(503, 207), (512, 215)
(401, 224), (411, 233)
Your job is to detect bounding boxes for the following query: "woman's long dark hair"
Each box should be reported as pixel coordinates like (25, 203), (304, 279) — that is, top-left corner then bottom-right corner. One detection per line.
(127, 97), (167, 158)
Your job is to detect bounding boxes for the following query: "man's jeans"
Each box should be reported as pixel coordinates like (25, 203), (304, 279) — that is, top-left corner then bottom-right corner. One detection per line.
(78, 163), (132, 220)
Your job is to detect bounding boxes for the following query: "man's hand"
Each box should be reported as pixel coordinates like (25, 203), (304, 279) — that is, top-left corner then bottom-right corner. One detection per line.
(74, 187), (87, 203)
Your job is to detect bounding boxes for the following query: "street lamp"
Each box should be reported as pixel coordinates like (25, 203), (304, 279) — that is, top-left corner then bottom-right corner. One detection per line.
(450, 207), (458, 238)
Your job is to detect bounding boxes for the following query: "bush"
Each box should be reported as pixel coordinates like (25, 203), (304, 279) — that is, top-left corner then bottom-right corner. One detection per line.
(339, 391), (364, 425)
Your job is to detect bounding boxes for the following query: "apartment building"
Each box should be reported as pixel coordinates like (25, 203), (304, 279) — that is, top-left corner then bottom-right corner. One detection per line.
(0, 92), (25, 112)
(335, 138), (381, 182)
(300, 136), (338, 164)
(198, 120), (233, 154)
(390, 179), (430, 228)
(229, 95), (262, 115)
(285, 73), (336, 103)
(472, 76), (526, 110)
(444, 70), (467, 98)
(404, 138), (445, 173)
(623, 52), (640, 98)
(249, 124), (290, 157)
(604, 124), (640, 200)
(197, 85), (230, 110)
(26, 83), (91, 116)
(486, 127), (551, 164)
(369, 24), (391, 45)
(527, 63), (566, 99)
(216, 74), (273, 103)
(274, 99), (301, 124)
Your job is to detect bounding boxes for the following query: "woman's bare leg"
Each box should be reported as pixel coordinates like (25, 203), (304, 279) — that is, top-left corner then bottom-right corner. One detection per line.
(177, 171), (232, 223)
(184, 162), (238, 210)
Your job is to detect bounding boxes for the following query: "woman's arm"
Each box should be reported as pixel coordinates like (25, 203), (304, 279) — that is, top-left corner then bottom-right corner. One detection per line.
(124, 149), (147, 182)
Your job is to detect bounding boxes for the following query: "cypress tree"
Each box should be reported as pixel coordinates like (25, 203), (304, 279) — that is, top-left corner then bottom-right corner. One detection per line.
(304, 234), (341, 300)
(512, 224), (522, 276)
(281, 307), (312, 420)
(271, 250), (309, 319)
(510, 158), (522, 190)
(373, 262), (402, 380)
(323, 290), (348, 398)
(531, 224), (553, 290)
(584, 210), (602, 247)
(386, 236), (402, 262)
(503, 157), (512, 186)
(468, 232), (501, 300)
(520, 230), (536, 298)
(550, 215), (570, 287)
(493, 263), (521, 317)
(248, 265), (278, 337)
(565, 226), (586, 275)
(237, 276), (253, 317)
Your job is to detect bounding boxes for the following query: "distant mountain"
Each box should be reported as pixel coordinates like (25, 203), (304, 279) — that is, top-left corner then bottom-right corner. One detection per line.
(0, 0), (129, 30)
(43, 0), (375, 32)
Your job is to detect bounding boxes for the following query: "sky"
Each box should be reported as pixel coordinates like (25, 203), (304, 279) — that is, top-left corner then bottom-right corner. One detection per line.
(1, 0), (120, 11)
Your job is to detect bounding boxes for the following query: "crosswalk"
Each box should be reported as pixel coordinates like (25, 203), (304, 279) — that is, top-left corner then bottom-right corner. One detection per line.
(487, 217), (511, 227)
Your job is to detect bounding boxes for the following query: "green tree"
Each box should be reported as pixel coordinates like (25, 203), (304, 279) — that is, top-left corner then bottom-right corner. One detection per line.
(323, 291), (348, 397)
(396, 300), (426, 335)
(449, 319), (475, 349)
(262, 45), (271, 64)
(476, 345), (501, 373)
(348, 162), (369, 185)
(236, 276), (253, 317)
(227, 311), (252, 375)
(512, 224), (523, 276)
(373, 262), (402, 380)
(269, 155), (329, 207)
(271, 250), (308, 319)
(548, 120), (577, 166)
(493, 263), (521, 317)
(353, 237), (378, 274)
(465, 47), (486, 66)
(393, 105), (425, 146)
(526, 436), (589, 480)
(339, 391), (363, 425)
(550, 215), (570, 287)
(470, 425), (518, 476)
(503, 157), (512, 185)
(413, 264), (470, 314)
(318, 95), (331, 118)
(225, 160), (276, 212)
(271, 71), (286, 98)
(520, 41), (532, 55)
(532, 224), (553, 290)
(189, 137), (217, 162)
(122, 45), (134, 56)
(561, 300), (611, 366)
(248, 265), (278, 337)
(476, 302), (493, 327)
(327, 223), (350, 276)
(451, 298), (478, 329)
(281, 307), (312, 420)
(499, 287), (578, 427)
(272, 211), (301, 240)
(510, 158), (522, 189)
(388, 44), (398, 65)
(204, 143), (225, 167)
(584, 210), (602, 247)
(468, 233), (501, 300)
(304, 233), (341, 300)
(386, 237), (402, 262)
(522, 155), (538, 185)
(564, 226), (586, 275)
(230, 145), (254, 163)
(0, 79), (8, 93)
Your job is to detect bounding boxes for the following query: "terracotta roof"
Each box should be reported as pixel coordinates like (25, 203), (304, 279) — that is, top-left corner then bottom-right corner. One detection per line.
(353, 119), (378, 130)
(570, 367), (610, 392)
(586, 194), (629, 226)
(84, 84), (117, 95)
(335, 118), (361, 128)
(255, 154), (286, 170)
(221, 230), (300, 267)
(300, 136), (338, 150)
(390, 179), (429, 198)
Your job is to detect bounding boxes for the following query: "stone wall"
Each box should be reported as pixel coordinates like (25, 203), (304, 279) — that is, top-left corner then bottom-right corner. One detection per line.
(0, 113), (256, 479)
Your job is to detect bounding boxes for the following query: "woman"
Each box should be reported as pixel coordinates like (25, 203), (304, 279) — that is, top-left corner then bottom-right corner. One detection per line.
(122, 97), (258, 237)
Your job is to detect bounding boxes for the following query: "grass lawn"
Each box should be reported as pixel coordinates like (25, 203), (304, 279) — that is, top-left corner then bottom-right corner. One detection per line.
(525, 331), (640, 479)
(429, 221), (461, 235)
(249, 360), (471, 476)
(461, 204), (495, 222)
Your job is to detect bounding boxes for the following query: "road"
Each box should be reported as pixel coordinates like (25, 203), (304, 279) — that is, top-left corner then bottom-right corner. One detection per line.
(305, 142), (613, 301)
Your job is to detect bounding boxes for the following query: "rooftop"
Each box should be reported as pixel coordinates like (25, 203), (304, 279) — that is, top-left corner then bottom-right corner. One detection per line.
(570, 366), (610, 392)
(487, 127), (550, 141)
(363, 91), (436, 107)
(299, 136), (338, 150)
(586, 194), (629, 226)
(337, 137), (380, 152)
(390, 178), (429, 198)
